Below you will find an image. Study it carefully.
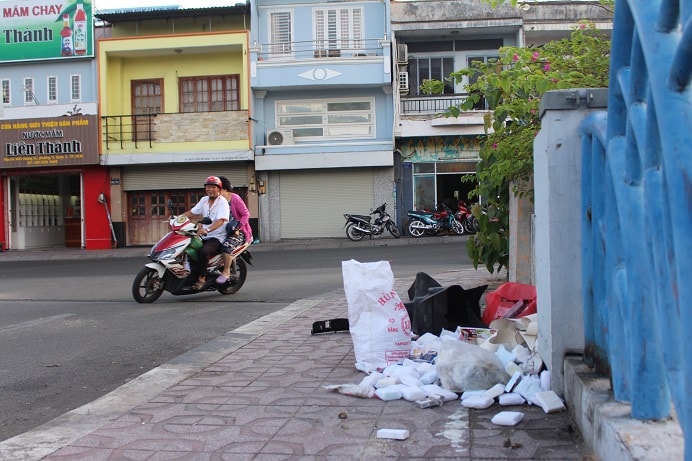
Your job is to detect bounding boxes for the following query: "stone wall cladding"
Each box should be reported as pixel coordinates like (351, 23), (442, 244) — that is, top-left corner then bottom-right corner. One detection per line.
(156, 111), (249, 143)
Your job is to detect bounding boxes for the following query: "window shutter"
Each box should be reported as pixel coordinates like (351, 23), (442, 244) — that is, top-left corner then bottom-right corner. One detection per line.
(270, 12), (291, 54)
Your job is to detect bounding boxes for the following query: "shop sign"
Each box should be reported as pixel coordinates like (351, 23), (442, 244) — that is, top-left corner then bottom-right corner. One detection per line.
(0, 115), (99, 168)
(0, 0), (93, 63)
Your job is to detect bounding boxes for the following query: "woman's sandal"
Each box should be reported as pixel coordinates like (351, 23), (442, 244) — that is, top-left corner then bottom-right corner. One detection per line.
(192, 280), (206, 290)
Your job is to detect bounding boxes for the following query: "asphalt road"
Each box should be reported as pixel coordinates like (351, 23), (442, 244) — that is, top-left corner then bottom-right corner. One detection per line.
(0, 241), (471, 441)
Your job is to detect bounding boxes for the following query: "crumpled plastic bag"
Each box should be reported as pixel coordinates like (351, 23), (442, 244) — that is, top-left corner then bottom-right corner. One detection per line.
(436, 339), (510, 392)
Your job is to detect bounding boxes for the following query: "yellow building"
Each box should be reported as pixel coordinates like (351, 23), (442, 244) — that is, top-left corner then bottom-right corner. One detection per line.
(96, 6), (255, 245)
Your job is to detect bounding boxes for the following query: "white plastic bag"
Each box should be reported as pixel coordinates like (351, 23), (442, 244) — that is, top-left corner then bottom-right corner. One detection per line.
(342, 259), (412, 372)
(436, 339), (510, 392)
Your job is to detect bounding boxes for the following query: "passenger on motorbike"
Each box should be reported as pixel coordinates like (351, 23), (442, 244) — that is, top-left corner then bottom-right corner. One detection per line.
(215, 176), (253, 284)
(182, 176), (230, 290)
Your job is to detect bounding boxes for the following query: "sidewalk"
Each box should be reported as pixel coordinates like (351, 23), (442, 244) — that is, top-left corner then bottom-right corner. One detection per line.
(0, 253), (596, 461)
(0, 239), (682, 460)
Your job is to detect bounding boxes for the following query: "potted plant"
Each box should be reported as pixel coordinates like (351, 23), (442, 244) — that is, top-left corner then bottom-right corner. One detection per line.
(419, 78), (445, 95)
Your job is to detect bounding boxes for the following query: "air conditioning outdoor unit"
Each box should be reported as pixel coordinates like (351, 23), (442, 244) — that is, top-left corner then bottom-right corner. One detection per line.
(267, 129), (294, 146)
(399, 71), (409, 93)
(396, 43), (408, 64)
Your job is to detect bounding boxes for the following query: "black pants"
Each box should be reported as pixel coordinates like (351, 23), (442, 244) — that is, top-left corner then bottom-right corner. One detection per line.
(192, 238), (222, 279)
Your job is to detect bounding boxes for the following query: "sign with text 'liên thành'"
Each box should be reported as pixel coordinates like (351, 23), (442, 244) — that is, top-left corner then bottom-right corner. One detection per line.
(0, 115), (99, 168)
(1, 0), (93, 62)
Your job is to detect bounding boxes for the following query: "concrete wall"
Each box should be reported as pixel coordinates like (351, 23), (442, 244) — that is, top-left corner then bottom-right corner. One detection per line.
(533, 88), (607, 396)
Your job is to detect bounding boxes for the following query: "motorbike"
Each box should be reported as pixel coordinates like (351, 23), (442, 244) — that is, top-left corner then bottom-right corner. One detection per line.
(407, 203), (464, 237)
(343, 202), (401, 241)
(455, 200), (480, 234)
(132, 200), (253, 303)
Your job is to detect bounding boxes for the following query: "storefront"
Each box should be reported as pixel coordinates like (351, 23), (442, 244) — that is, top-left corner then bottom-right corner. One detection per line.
(0, 115), (111, 250)
(398, 135), (480, 215)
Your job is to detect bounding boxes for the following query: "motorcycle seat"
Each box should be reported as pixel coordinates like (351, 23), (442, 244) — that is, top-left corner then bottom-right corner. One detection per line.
(350, 214), (371, 220)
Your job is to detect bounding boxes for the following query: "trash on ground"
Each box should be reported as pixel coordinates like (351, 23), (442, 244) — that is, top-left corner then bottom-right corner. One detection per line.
(325, 267), (563, 420)
(342, 259), (411, 373)
(491, 411), (525, 426)
(483, 281), (537, 325)
(376, 428), (410, 440)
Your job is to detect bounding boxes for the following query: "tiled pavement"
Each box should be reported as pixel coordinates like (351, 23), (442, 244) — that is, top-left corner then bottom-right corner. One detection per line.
(0, 266), (595, 461)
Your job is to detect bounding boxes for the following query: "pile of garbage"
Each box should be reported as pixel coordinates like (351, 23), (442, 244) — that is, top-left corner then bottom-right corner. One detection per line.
(326, 260), (564, 427)
(325, 317), (565, 426)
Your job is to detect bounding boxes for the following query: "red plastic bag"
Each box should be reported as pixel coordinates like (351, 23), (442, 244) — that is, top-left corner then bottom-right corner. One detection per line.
(482, 282), (537, 325)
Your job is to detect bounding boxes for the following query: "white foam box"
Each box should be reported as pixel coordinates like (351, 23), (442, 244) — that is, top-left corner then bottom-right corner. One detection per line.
(376, 428), (410, 440)
(532, 390), (566, 413)
(491, 411), (524, 426)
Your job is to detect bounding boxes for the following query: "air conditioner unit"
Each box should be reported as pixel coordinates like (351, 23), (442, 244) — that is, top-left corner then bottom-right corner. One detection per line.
(267, 129), (294, 146)
(396, 43), (408, 64)
(399, 71), (409, 93)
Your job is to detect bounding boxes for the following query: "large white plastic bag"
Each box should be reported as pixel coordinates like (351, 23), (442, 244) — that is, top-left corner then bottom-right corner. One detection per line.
(342, 259), (412, 372)
(436, 338), (510, 392)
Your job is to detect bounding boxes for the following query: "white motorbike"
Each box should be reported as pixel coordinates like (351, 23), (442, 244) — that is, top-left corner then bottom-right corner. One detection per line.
(132, 201), (252, 303)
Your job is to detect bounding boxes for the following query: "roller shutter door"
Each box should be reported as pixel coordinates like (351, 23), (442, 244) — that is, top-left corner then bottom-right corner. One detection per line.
(280, 169), (374, 238)
(122, 165), (248, 191)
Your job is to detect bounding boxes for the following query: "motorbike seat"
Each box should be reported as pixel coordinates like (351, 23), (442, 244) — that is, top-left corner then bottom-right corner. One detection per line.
(350, 214), (371, 221)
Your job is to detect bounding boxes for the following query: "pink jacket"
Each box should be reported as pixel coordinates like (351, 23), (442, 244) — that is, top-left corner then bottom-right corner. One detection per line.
(229, 193), (253, 242)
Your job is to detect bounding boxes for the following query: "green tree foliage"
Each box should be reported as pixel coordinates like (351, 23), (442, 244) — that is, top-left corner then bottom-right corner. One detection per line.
(448, 23), (611, 273)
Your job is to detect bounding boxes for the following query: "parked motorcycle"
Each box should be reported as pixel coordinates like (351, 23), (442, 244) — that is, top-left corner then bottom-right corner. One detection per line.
(455, 200), (480, 234)
(343, 202), (401, 241)
(132, 200), (253, 303)
(407, 203), (464, 237)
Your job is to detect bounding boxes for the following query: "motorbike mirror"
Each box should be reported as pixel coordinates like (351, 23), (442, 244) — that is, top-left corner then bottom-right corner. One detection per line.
(200, 217), (212, 225)
(167, 199), (175, 215)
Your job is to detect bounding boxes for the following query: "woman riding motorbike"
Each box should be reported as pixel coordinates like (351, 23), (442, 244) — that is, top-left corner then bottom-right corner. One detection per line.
(216, 176), (253, 284)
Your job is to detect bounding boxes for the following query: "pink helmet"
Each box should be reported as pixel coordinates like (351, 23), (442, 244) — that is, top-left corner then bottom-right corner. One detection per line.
(204, 176), (222, 188)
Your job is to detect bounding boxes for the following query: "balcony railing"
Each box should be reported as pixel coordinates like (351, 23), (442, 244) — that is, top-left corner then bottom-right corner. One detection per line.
(103, 114), (157, 149)
(400, 94), (488, 115)
(101, 110), (249, 150)
(255, 38), (386, 62)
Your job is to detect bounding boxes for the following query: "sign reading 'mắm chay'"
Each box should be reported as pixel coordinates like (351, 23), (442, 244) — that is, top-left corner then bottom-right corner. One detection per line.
(1, 0), (93, 62)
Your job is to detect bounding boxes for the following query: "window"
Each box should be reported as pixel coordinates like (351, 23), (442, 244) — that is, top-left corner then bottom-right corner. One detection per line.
(47, 76), (58, 104)
(276, 98), (374, 140)
(269, 11), (292, 55)
(408, 57), (455, 96)
(70, 74), (81, 102)
(132, 79), (163, 141)
(313, 7), (363, 54)
(466, 56), (495, 109)
(1, 79), (9, 105)
(180, 75), (239, 112)
(23, 77), (35, 105)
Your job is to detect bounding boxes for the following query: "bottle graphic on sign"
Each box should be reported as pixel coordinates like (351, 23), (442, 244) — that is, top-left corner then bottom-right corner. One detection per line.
(73, 2), (87, 55)
(61, 13), (74, 56)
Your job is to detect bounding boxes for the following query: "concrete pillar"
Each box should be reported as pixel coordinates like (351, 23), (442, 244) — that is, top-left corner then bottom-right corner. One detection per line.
(533, 88), (607, 396)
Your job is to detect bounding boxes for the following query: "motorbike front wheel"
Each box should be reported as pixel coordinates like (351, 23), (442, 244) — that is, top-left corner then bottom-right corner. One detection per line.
(132, 267), (164, 304)
(387, 221), (401, 238)
(407, 219), (426, 238)
(345, 223), (366, 241)
(219, 257), (248, 295)
(451, 218), (465, 235)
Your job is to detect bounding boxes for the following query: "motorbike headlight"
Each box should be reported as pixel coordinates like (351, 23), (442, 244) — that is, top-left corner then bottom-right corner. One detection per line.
(151, 247), (178, 261)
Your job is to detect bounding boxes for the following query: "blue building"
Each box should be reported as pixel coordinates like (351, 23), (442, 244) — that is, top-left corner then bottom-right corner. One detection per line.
(249, 0), (395, 240)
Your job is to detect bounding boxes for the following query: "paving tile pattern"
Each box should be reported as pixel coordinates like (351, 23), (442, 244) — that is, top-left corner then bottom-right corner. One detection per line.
(43, 270), (595, 461)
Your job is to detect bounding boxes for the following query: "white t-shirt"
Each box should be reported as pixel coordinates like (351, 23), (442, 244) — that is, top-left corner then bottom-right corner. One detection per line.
(190, 196), (230, 243)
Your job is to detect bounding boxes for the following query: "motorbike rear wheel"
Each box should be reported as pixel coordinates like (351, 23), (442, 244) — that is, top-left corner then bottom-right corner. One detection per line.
(387, 221), (401, 238)
(465, 216), (480, 233)
(132, 267), (164, 304)
(345, 223), (366, 241)
(219, 257), (248, 295)
(407, 219), (426, 238)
